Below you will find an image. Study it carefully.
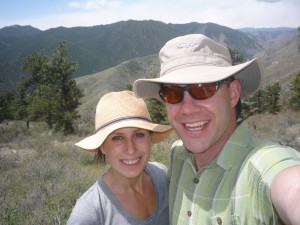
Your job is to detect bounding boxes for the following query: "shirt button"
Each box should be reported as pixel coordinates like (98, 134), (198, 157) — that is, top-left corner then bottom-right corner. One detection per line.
(193, 178), (199, 184)
(217, 217), (222, 224)
(187, 211), (192, 217)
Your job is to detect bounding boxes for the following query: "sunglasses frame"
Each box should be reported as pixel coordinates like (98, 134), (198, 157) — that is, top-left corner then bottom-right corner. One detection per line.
(159, 80), (230, 104)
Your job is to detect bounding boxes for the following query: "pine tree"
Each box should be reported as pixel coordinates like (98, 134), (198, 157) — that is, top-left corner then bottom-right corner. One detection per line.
(146, 98), (169, 125)
(17, 52), (50, 127)
(17, 41), (83, 134)
(45, 41), (83, 134)
(289, 71), (300, 110)
(264, 82), (281, 114)
(229, 48), (246, 65)
(0, 90), (15, 123)
(249, 89), (266, 114)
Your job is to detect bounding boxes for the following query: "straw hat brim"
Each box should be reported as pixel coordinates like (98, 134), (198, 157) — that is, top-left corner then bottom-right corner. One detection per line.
(75, 120), (172, 152)
(133, 58), (263, 100)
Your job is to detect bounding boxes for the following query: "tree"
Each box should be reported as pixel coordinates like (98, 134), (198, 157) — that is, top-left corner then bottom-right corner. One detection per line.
(0, 90), (15, 123)
(264, 81), (281, 114)
(125, 83), (133, 91)
(289, 71), (300, 110)
(241, 81), (282, 118)
(14, 78), (32, 128)
(253, 89), (266, 114)
(146, 97), (169, 125)
(17, 41), (83, 134)
(15, 52), (50, 127)
(229, 48), (246, 65)
(44, 41), (82, 134)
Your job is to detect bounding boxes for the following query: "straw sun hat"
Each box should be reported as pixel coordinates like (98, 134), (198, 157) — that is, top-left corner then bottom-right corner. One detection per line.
(133, 34), (263, 100)
(75, 90), (172, 152)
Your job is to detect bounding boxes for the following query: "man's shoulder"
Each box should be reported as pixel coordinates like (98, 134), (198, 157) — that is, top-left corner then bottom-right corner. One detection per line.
(245, 141), (300, 175)
(249, 141), (300, 159)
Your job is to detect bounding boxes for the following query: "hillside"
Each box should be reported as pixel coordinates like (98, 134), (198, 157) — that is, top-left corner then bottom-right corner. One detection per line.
(76, 54), (160, 121)
(170, 22), (263, 56)
(74, 32), (300, 122)
(1, 20), (295, 93)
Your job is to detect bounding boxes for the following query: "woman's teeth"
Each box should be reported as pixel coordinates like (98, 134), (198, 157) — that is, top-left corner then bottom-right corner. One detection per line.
(122, 158), (139, 165)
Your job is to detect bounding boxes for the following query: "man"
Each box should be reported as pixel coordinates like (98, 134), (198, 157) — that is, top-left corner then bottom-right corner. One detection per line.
(133, 34), (300, 225)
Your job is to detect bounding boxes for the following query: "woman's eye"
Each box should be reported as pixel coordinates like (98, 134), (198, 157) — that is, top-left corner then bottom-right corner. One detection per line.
(135, 132), (145, 138)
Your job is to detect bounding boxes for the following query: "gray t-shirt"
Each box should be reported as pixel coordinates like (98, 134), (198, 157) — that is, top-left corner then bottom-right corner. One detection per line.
(67, 162), (169, 225)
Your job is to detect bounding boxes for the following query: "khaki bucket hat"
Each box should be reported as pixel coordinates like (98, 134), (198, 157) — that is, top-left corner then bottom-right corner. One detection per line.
(133, 34), (263, 100)
(75, 90), (172, 152)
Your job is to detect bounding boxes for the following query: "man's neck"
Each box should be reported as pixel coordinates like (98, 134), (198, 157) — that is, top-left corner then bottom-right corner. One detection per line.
(193, 124), (237, 171)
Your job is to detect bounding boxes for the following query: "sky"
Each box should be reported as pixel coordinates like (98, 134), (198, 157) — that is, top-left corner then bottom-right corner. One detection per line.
(1, 0), (299, 31)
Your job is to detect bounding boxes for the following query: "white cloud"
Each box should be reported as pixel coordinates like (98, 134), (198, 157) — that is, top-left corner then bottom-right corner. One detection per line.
(67, 0), (122, 10)
(256, 0), (281, 2)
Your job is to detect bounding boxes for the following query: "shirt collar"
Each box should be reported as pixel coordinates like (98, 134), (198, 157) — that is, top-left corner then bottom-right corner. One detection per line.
(177, 124), (255, 171)
(216, 124), (253, 171)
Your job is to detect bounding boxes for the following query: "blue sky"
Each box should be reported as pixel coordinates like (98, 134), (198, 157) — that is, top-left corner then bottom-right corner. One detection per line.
(1, 0), (299, 30)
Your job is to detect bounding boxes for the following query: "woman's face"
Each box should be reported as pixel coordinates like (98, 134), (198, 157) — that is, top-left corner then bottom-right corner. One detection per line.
(101, 127), (152, 179)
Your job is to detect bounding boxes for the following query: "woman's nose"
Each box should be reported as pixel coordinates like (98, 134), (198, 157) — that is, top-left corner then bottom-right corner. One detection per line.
(124, 139), (137, 154)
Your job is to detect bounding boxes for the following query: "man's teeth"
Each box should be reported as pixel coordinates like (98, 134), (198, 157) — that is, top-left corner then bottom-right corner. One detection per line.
(185, 121), (208, 130)
(122, 159), (139, 165)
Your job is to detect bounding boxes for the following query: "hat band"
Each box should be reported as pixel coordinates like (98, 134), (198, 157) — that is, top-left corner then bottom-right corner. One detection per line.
(95, 116), (152, 132)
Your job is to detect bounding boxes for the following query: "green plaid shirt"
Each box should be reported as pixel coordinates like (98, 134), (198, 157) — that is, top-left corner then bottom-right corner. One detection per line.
(168, 124), (300, 225)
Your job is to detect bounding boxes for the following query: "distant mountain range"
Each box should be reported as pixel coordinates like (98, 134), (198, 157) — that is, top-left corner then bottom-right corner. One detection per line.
(0, 20), (298, 94)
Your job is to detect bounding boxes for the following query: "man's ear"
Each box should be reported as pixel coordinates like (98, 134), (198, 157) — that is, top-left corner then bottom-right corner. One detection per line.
(229, 80), (241, 107)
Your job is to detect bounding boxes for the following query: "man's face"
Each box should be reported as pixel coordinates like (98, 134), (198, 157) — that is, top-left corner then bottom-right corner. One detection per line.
(165, 80), (241, 157)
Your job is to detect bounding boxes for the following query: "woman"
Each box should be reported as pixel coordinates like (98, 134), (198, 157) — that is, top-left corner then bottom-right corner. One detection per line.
(67, 90), (172, 225)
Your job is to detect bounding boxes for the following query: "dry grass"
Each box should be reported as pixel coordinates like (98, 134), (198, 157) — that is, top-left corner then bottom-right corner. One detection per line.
(244, 109), (300, 149)
(0, 109), (299, 224)
(0, 122), (103, 225)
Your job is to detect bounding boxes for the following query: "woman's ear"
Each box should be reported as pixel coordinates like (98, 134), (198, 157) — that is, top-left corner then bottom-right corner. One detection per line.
(100, 146), (106, 154)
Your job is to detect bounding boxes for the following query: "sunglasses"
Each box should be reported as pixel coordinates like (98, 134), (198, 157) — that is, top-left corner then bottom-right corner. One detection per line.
(159, 80), (230, 104)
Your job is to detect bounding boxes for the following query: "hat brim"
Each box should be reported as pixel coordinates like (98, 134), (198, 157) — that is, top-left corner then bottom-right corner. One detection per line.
(134, 58), (263, 99)
(75, 120), (172, 152)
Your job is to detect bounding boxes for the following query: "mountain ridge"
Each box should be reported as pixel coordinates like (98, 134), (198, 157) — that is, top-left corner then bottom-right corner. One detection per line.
(0, 20), (298, 94)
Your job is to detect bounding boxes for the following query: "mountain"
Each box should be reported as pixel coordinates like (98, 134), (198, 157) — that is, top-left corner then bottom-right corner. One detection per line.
(0, 20), (182, 92)
(238, 27), (300, 84)
(0, 20), (281, 93)
(170, 22), (263, 56)
(0, 24), (41, 37)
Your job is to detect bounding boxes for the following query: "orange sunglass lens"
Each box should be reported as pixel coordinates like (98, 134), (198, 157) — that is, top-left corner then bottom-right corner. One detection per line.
(163, 86), (182, 103)
(189, 83), (217, 99)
